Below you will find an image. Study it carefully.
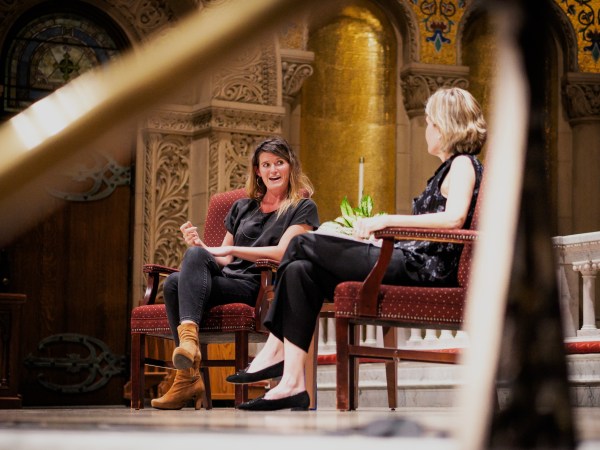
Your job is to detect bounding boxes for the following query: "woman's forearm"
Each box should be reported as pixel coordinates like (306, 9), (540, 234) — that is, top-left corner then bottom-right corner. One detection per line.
(354, 211), (467, 240)
(228, 245), (284, 263)
(208, 224), (312, 264)
(384, 211), (467, 230)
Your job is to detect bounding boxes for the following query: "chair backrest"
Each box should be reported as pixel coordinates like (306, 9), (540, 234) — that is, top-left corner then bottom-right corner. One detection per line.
(203, 189), (247, 247)
(456, 179), (485, 287)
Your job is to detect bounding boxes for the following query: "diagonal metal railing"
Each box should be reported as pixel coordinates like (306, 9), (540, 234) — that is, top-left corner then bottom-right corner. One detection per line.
(0, 0), (312, 241)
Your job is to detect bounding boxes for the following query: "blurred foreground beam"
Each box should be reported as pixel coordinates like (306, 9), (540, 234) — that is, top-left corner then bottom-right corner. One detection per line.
(0, 0), (312, 241)
(454, 2), (528, 446)
(488, 0), (575, 447)
(456, 1), (575, 449)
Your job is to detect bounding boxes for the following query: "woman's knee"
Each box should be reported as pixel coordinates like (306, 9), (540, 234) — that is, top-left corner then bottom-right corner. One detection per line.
(163, 272), (180, 302)
(282, 259), (314, 283)
(291, 232), (316, 248)
(181, 246), (213, 267)
(282, 233), (314, 262)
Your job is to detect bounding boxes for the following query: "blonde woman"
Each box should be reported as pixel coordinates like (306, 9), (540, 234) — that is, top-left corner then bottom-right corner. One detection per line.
(152, 137), (319, 410)
(229, 87), (487, 411)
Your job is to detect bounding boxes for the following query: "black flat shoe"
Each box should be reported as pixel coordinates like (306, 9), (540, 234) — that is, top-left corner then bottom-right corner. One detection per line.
(237, 391), (310, 411)
(226, 361), (284, 384)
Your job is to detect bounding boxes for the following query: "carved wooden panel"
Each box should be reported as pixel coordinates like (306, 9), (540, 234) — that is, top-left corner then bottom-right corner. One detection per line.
(212, 39), (278, 106)
(143, 133), (190, 271)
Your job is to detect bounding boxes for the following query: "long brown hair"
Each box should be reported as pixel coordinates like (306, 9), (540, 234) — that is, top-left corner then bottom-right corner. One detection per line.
(246, 137), (314, 217)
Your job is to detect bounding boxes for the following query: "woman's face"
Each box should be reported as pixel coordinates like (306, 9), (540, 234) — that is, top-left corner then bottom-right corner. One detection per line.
(425, 115), (443, 157)
(256, 151), (291, 195)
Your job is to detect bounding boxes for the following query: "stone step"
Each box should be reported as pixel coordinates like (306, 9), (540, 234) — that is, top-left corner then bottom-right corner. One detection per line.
(314, 353), (600, 409)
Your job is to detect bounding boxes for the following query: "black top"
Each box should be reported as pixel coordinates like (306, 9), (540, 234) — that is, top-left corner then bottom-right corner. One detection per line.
(222, 197), (320, 283)
(397, 154), (483, 286)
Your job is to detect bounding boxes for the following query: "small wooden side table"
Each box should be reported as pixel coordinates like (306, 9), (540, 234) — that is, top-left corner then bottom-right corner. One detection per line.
(0, 293), (26, 408)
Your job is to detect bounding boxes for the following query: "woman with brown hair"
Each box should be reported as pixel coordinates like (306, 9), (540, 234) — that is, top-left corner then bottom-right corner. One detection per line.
(151, 137), (319, 410)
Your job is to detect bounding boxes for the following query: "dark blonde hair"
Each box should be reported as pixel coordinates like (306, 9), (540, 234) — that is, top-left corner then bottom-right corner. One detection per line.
(425, 87), (487, 155)
(246, 137), (314, 217)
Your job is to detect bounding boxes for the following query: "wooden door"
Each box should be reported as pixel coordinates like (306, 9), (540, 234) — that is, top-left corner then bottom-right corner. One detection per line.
(2, 141), (134, 406)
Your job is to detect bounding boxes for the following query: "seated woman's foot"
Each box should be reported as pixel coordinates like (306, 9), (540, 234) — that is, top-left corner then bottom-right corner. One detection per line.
(236, 390), (309, 411)
(226, 361), (284, 384)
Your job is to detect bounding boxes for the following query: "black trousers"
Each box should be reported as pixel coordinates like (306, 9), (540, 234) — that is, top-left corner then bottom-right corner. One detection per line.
(263, 233), (412, 352)
(163, 247), (258, 345)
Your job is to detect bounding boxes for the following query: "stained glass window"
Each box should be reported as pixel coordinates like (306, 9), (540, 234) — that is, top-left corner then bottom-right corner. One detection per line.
(2, 5), (128, 113)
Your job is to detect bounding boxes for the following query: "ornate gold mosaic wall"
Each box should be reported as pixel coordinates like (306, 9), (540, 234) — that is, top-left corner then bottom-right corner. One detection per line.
(409, 0), (466, 65)
(555, 0), (600, 73)
(407, 0), (599, 73)
(301, 1), (396, 222)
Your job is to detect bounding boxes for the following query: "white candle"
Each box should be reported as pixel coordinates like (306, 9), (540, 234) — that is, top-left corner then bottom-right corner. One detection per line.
(358, 156), (364, 204)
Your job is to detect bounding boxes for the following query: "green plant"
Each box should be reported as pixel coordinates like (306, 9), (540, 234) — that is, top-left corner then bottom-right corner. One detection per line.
(319, 194), (385, 236)
(334, 195), (374, 228)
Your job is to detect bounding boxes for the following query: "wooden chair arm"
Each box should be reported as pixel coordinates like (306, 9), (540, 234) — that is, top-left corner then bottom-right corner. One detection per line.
(358, 237), (394, 317)
(254, 259), (279, 333)
(143, 263), (180, 275)
(358, 227), (478, 317)
(255, 259), (280, 271)
(141, 264), (180, 306)
(374, 227), (479, 244)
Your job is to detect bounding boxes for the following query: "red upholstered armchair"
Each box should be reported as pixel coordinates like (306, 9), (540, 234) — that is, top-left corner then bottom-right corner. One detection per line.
(130, 189), (276, 409)
(334, 200), (481, 410)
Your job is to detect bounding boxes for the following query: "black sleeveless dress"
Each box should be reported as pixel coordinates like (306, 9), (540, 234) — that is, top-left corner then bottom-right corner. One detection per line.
(398, 154), (483, 286)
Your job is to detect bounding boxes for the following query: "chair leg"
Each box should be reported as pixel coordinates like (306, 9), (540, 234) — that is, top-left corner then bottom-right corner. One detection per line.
(234, 331), (249, 406)
(335, 317), (350, 411)
(382, 326), (398, 410)
(130, 332), (145, 410)
(305, 319), (319, 410)
(200, 343), (213, 410)
(349, 323), (360, 410)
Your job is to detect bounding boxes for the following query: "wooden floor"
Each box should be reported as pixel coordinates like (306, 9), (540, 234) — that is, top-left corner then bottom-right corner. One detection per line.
(1, 406), (600, 449)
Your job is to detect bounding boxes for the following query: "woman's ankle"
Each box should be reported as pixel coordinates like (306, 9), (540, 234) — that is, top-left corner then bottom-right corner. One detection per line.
(264, 382), (305, 399)
(249, 355), (282, 372)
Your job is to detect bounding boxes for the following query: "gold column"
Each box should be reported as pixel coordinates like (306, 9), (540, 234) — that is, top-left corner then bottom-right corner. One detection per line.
(301, 0), (396, 221)
(461, 13), (496, 158)
(463, 12), (559, 232)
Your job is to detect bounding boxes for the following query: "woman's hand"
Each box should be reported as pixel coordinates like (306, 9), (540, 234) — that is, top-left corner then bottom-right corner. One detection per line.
(203, 246), (234, 257)
(353, 216), (388, 240)
(180, 221), (203, 247)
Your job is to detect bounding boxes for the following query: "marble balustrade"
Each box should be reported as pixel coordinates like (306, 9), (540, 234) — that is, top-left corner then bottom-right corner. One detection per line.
(553, 231), (600, 340)
(317, 321), (469, 356)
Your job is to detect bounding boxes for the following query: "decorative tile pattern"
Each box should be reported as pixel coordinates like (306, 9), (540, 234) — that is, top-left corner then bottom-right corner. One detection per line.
(555, 0), (600, 72)
(409, 0), (466, 65)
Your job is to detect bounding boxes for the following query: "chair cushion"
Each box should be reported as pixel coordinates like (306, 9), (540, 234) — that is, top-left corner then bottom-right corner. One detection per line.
(131, 303), (257, 335)
(131, 304), (171, 335)
(200, 303), (256, 332)
(334, 281), (465, 327)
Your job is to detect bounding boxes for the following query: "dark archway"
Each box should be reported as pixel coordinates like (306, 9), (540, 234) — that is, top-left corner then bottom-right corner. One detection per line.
(0, 1), (135, 406)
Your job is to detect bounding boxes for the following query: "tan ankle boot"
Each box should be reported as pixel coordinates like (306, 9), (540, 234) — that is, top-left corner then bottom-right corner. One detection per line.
(151, 362), (207, 410)
(172, 323), (201, 369)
